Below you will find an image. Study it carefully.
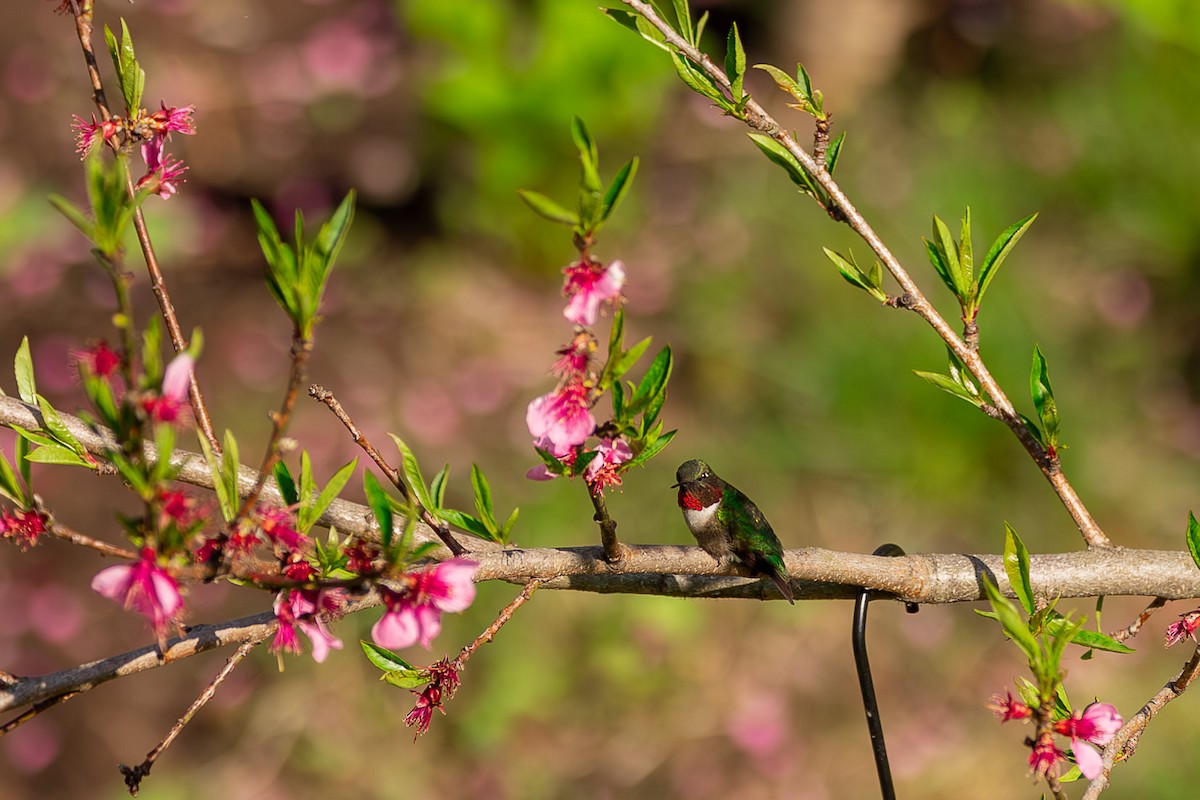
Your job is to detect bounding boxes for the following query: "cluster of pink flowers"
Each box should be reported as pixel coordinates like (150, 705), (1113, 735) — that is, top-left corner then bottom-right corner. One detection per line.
(270, 561), (345, 664)
(1165, 610), (1200, 647)
(989, 692), (1122, 780)
(0, 508), (48, 550)
(372, 558), (479, 650)
(525, 263), (633, 490)
(72, 101), (195, 199)
(91, 547), (183, 645)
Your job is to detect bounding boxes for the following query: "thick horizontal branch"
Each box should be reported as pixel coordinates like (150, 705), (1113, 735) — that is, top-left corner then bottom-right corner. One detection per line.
(3, 543), (1199, 716)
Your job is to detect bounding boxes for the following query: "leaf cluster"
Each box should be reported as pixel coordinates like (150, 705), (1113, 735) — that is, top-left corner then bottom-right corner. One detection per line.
(253, 191), (356, 340)
(923, 208), (1037, 324)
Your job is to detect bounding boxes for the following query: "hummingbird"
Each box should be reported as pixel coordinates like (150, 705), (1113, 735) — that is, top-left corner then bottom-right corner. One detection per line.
(673, 459), (795, 604)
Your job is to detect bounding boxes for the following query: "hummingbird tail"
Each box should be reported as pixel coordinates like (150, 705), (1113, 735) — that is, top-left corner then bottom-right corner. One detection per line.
(768, 567), (795, 605)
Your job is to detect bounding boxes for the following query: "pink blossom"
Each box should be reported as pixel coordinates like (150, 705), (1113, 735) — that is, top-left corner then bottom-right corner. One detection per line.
(404, 659), (461, 739)
(986, 691), (1032, 723)
(550, 332), (594, 380)
(0, 509), (48, 550)
(254, 505), (308, 554)
(562, 259), (625, 326)
(71, 114), (120, 158)
(526, 383), (595, 451)
(143, 353), (193, 424)
(91, 547), (183, 639)
(148, 102), (196, 137)
(525, 434), (576, 481)
(135, 137), (188, 199)
(372, 558), (479, 650)
(584, 437), (633, 490)
(1165, 610), (1200, 647)
(1054, 702), (1122, 780)
(270, 588), (343, 664)
(73, 340), (121, 378)
(1028, 732), (1065, 779)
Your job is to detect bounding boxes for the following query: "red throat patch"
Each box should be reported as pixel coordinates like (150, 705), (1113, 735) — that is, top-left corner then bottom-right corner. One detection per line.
(678, 486), (710, 511)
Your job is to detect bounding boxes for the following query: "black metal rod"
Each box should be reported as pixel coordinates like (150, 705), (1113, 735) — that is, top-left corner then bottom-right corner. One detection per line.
(852, 542), (915, 800)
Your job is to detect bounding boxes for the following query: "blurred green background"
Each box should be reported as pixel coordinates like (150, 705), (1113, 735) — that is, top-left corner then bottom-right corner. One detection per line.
(2, 0), (1200, 797)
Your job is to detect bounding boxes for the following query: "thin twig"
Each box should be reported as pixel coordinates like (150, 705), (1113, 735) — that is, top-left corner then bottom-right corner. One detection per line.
(1110, 597), (1168, 643)
(309, 384), (467, 556)
(619, 0), (1110, 550)
(119, 639), (262, 797)
(46, 521), (137, 560)
(1082, 645), (1200, 799)
(0, 691), (80, 738)
(454, 578), (540, 669)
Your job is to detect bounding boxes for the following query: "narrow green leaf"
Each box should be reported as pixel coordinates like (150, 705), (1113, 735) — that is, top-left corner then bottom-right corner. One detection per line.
(1030, 345), (1060, 445)
(435, 508), (494, 540)
(384, 670), (432, 690)
(746, 133), (818, 196)
(389, 434), (432, 511)
(1003, 522), (1035, 616)
(16, 435), (29, 492)
(981, 575), (1042, 670)
(932, 215), (967, 298)
(299, 451), (315, 507)
(571, 116), (602, 193)
(363, 471), (394, 549)
(24, 444), (92, 468)
(824, 247), (886, 301)
(14, 337), (35, 405)
(600, 157), (639, 224)
(470, 464), (497, 533)
(274, 461), (299, 507)
(1186, 511), (1200, 572)
(958, 207), (973, 286)
(0, 451), (26, 506)
(628, 346), (672, 416)
(361, 640), (417, 673)
(517, 189), (579, 227)
(978, 212), (1037, 303)
(199, 434), (235, 522)
(913, 371), (983, 407)
(304, 459), (357, 533)
(1070, 629), (1135, 655)
(500, 506), (520, 541)
(610, 337), (653, 386)
(626, 429), (676, 469)
(825, 131), (846, 174)
(725, 23), (746, 102)
(671, 0), (694, 44)
(670, 52), (726, 104)
(430, 464), (450, 511)
(601, 9), (673, 52)
(36, 396), (87, 459)
(48, 194), (95, 242)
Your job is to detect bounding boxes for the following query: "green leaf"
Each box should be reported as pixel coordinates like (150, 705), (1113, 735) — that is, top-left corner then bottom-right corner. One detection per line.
(435, 507), (494, 540)
(1186, 511), (1200, 572)
(470, 464), (498, 534)
(824, 247), (886, 302)
(500, 506), (520, 541)
(104, 20), (145, 114)
(825, 131), (846, 174)
(0, 450), (27, 506)
(363, 471), (394, 549)
(608, 337), (653, 389)
(725, 23), (746, 103)
(14, 337), (35, 405)
(1003, 523), (1035, 616)
(980, 574), (1042, 670)
(600, 157), (639, 224)
(912, 371), (983, 407)
(389, 434), (432, 511)
(303, 459), (357, 533)
(670, 52), (727, 105)
(16, 435), (29, 492)
(932, 215), (967, 299)
(671, 0), (694, 44)
(430, 464), (450, 511)
(274, 461), (299, 507)
(384, 670), (432, 690)
(571, 116), (602, 194)
(361, 640), (417, 672)
(978, 212), (1037, 304)
(627, 346), (672, 417)
(24, 444), (93, 468)
(199, 434), (235, 522)
(746, 133), (818, 196)
(626, 429), (676, 469)
(958, 207), (974, 287)
(1070, 628), (1135, 655)
(36, 396), (89, 462)
(1030, 345), (1060, 447)
(48, 194), (95, 242)
(517, 189), (579, 227)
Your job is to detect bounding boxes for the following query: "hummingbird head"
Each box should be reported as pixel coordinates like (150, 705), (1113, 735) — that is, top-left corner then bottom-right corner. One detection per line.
(673, 459), (713, 487)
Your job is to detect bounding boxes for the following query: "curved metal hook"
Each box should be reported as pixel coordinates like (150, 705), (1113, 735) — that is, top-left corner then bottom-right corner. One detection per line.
(853, 543), (919, 800)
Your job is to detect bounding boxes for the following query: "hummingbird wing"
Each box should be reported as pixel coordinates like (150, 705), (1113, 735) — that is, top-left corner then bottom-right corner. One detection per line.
(718, 484), (795, 604)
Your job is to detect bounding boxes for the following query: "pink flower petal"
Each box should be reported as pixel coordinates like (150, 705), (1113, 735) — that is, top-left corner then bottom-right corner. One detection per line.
(1073, 739), (1104, 780)
(91, 564), (133, 602)
(415, 603), (442, 649)
(372, 606), (419, 650)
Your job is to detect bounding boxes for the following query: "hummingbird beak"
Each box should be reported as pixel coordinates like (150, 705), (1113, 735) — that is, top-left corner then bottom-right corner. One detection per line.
(670, 481), (679, 488)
